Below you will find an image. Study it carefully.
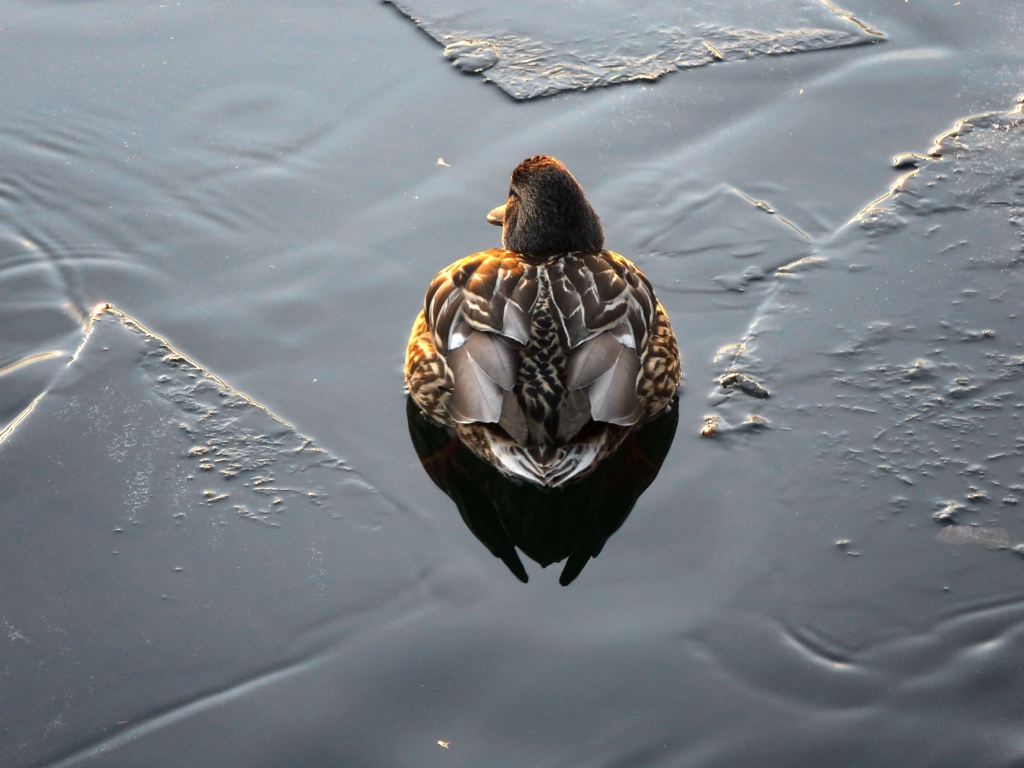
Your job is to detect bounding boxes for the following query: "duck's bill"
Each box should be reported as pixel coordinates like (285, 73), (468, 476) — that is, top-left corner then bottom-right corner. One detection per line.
(486, 204), (506, 226)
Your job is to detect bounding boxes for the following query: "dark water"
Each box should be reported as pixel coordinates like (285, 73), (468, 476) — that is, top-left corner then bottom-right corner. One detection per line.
(2, 2), (1024, 766)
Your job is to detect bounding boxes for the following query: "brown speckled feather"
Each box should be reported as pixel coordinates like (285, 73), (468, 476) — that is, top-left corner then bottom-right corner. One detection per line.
(405, 312), (453, 426)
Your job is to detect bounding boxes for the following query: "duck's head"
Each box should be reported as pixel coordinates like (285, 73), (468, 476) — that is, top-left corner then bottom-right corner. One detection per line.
(494, 156), (605, 256)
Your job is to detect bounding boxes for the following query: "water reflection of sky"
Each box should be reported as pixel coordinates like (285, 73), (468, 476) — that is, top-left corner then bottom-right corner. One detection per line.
(2, 1), (1024, 765)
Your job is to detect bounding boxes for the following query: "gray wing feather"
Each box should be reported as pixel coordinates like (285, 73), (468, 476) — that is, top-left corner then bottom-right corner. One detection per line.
(446, 344), (504, 424)
(501, 298), (531, 346)
(566, 332), (623, 389)
(461, 331), (517, 389)
(586, 344), (643, 425)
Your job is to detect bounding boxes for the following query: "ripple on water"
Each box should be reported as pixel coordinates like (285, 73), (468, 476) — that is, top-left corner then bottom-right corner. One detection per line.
(677, 594), (1024, 766)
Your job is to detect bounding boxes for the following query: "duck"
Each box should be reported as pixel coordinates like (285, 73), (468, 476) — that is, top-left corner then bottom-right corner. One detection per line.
(405, 156), (680, 487)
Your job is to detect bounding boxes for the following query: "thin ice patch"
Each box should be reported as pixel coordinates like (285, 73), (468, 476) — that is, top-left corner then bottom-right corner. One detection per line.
(138, 327), (349, 524)
(2, 303), (377, 524)
(719, 97), (1024, 540)
(386, 0), (884, 99)
(120, 305), (373, 522)
(0, 304), (428, 765)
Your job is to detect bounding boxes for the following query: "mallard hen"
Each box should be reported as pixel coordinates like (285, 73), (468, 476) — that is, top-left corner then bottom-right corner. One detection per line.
(406, 156), (680, 487)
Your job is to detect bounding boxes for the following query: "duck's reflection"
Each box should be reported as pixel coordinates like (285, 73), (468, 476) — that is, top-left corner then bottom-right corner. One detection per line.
(406, 396), (678, 585)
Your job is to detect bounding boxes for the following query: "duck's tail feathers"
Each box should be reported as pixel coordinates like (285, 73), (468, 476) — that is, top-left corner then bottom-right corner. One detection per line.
(483, 433), (609, 488)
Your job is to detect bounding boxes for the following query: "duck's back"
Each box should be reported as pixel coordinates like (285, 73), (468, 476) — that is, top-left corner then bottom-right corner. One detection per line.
(422, 248), (660, 445)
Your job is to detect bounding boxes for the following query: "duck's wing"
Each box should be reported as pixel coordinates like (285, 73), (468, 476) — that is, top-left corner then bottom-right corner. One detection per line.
(550, 251), (656, 350)
(422, 250), (538, 433)
(551, 251), (658, 426)
(424, 251), (539, 353)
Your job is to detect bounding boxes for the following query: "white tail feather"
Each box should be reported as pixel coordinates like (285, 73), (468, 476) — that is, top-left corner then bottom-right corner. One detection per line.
(484, 432), (608, 487)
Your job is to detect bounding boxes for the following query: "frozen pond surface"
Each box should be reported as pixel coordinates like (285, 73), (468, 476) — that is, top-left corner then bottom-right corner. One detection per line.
(2, 1), (1024, 766)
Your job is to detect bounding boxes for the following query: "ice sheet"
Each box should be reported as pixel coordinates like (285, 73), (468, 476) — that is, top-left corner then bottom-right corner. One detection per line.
(714, 97), (1024, 547)
(386, 0), (884, 99)
(0, 305), (425, 766)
